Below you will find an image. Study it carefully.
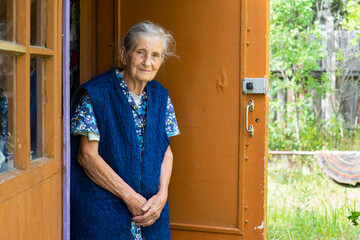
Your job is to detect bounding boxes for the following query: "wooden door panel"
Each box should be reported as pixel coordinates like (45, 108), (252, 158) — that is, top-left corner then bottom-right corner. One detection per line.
(0, 174), (61, 239)
(0, 0), (63, 239)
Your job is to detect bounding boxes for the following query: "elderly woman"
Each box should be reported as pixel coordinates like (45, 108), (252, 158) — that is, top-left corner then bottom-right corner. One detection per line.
(70, 21), (180, 240)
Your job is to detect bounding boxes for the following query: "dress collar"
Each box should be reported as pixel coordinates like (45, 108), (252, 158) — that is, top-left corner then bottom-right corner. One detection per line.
(114, 68), (147, 97)
(114, 68), (148, 111)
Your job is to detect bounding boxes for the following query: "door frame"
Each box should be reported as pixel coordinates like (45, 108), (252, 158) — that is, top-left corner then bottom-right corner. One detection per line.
(62, 0), (71, 239)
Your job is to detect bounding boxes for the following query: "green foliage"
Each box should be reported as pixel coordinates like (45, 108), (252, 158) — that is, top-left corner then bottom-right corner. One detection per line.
(269, 109), (360, 151)
(270, 0), (325, 84)
(270, 0), (328, 151)
(348, 211), (360, 226)
(341, 0), (360, 31)
(269, 0), (360, 151)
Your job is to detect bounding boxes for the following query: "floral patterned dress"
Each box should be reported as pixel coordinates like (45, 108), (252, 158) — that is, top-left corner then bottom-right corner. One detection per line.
(0, 88), (8, 172)
(71, 69), (180, 240)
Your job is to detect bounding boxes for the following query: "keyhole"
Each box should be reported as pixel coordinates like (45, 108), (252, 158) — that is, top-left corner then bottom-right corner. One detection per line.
(255, 118), (260, 123)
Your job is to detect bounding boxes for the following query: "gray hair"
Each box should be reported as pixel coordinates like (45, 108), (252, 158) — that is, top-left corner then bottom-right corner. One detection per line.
(122, 21), (177, 60)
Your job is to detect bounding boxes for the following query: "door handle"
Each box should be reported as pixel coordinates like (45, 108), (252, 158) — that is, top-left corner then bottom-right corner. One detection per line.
(245, 99), (255, 137)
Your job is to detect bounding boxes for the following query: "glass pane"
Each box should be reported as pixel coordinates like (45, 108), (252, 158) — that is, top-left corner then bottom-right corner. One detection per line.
(0, 54), (15, 174)
(30, 56), (44, 160)
(31, 0), (46, 46)
(0, 0), (16, 42)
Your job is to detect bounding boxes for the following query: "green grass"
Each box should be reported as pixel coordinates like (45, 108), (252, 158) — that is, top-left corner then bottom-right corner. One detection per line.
(267, 157), (360, 240)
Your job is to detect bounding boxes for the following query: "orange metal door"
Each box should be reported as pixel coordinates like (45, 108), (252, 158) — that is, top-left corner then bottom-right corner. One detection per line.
(81, 0), (269, 239)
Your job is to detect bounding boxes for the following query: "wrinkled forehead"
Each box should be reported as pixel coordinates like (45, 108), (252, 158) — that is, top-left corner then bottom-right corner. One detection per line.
(131, 34), (165, 52)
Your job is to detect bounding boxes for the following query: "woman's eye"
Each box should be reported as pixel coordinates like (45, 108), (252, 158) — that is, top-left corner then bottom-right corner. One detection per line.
(137, 50), (144, 55)
(152, 53), (160, 58)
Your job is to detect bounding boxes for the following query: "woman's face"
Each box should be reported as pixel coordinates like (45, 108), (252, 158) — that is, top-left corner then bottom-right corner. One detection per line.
(123, 35), (164, 83)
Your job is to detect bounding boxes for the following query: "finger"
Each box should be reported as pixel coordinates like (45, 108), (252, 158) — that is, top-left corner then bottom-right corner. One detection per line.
(136, 218), (156, 227)
(132, 212), (150, 223)
(134, 209), (161, 226)
(141, 199), (152, 212)
(128, 205), (143, 216)
(134, 207), (159, 222)
(133, 210), (144, 217)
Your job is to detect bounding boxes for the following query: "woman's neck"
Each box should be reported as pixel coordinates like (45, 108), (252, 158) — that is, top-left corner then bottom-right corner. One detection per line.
(120, 70), (146, 95)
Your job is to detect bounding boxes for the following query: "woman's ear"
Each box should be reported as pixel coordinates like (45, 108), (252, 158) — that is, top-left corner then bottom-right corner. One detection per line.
(119, 46), (127, 66)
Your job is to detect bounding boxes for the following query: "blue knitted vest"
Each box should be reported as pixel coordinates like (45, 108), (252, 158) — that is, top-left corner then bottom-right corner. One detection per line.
(70, 69), (171, 240)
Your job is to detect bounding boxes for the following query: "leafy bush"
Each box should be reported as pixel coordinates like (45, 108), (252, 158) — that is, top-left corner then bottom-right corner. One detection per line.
(269, 0), (360, 152)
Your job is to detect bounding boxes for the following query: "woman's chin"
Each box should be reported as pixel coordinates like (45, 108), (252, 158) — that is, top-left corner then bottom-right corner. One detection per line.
(136, 76), (155, 83)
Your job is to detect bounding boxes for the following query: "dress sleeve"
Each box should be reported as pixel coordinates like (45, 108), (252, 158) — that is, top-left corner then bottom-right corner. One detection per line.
(71, 92), (100, 141)
(165, 97), (180, 138)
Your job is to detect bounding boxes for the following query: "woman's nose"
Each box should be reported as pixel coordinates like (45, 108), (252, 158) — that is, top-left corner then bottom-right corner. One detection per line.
(143, 54), (151, 66)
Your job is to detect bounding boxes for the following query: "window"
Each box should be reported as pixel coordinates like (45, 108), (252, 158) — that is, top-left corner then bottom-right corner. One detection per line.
(0, 0), (61, 186)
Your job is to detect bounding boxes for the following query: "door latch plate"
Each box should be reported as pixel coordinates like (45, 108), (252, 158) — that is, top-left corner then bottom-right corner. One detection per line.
(242, 78), (268, 94)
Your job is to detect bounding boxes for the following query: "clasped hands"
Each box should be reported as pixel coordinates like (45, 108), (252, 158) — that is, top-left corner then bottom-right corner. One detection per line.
(125, 190), (167, 227)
